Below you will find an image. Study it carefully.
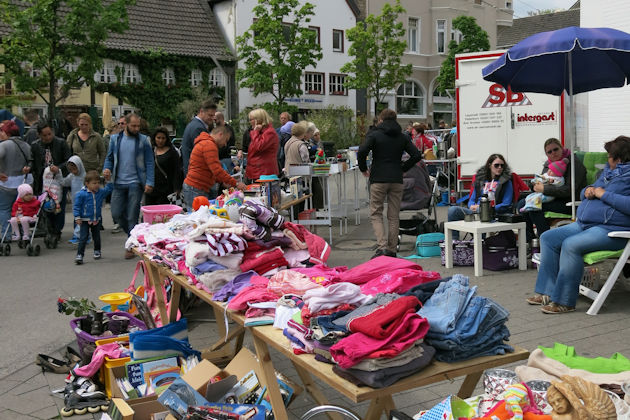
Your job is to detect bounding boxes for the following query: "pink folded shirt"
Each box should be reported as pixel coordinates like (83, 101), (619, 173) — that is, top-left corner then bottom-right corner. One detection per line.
(360, 268), (441, 295)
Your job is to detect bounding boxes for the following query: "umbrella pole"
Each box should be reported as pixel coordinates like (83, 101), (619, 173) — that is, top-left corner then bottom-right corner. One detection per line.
(568, 51), (576, 220)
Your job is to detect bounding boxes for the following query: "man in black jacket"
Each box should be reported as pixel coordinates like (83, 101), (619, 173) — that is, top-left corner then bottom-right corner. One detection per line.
(358, 109), (422, 258)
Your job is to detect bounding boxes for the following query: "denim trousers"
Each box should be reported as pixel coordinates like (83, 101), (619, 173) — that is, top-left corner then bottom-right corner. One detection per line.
(535, 222), (626, 307)
(110, 183), (143, 236)
(447, 206), (475, 239)
(417, 274), (476, 334)
(0, 188), (18, 237)
(77, 221), (101, 257)
(182, 183), (212, 212)
(428, 296), (509, 345)
(517, 197), (571, 242)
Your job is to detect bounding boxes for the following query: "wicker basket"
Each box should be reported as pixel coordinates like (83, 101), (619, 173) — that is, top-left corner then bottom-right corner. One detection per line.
(70, 312), (146, 358)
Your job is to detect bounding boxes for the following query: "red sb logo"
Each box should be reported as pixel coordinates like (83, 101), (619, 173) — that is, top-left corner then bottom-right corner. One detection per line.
(488, 83), (523, 104)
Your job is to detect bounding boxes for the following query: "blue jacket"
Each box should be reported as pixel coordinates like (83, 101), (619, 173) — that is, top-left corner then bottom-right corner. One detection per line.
(73, 183), (113, 222)
(181, 117), (208, 175)
(103, 132), (155, 188)
(577, 162), (630, 231)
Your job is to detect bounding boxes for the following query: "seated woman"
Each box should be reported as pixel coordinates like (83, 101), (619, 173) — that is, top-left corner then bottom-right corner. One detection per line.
(518, 138), (587, 243)
(447, 154), (513, 238)
(527, 135), (630, 314)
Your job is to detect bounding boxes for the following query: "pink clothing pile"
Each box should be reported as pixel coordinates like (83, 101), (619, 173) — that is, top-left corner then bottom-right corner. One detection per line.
(360, 268), (441, 295)
(336, 256), (422, 285)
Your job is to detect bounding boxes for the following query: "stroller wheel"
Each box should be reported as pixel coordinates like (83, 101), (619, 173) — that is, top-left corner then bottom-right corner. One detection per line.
(0, 247), (3, 256)
(34, 244), (41, 256)
(27, 245), (34, 256)
(44, 238), (51, 249)
(52, 238), (59, 249)
(4, 243), (11, 256)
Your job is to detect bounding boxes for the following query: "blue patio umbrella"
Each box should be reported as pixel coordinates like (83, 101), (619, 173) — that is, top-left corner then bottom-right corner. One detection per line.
(482, 26), (630, 217)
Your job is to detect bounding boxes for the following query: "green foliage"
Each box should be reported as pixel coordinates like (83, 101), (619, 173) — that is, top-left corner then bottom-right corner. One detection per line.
(341, 0), (411, 116)
(0, 0), (133, 122)
(305, 106), (363, 149)
(57, 297), (97, 318)
(93, 50), (223, 127)
(527, 8), (559, 16)
(236, 0), (323, 108)
(436, 16), (490, 95)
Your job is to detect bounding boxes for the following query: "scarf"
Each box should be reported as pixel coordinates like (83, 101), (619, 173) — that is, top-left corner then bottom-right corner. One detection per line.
(602, 162), (630, 181)
(547, 147), (571, 167)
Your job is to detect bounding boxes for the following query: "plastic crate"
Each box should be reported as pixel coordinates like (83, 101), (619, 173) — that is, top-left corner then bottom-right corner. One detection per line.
(581, 265), (603, 291)
(70, 312), (146, 359)
(140, 204), (182, 224)
(95, 336), (131, 398)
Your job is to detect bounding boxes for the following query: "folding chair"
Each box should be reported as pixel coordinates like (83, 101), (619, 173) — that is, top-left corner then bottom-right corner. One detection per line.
(579, 231), (630, 315)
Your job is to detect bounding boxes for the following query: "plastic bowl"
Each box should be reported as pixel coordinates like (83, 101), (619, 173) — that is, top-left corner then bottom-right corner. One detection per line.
(141, 204), (182, 224)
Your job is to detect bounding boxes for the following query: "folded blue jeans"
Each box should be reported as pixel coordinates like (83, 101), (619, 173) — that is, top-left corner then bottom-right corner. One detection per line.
(418, 274), (476, 334)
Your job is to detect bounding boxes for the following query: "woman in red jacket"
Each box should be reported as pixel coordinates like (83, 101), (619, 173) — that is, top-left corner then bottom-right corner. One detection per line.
(245, 108), (279, 182)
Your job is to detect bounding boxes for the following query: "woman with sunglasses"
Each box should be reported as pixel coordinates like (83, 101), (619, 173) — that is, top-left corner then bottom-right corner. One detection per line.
(528, 136), (630, 314)
(518, 138), (586, 244)
(447, 154), (513, 236)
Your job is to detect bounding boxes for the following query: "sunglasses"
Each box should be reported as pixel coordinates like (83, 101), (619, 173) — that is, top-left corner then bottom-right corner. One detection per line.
(493, 163), (505, 168)
(546, 147), (560, 155)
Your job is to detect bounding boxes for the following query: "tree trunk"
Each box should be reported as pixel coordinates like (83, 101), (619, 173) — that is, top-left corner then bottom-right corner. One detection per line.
(48, 74), (56, 125)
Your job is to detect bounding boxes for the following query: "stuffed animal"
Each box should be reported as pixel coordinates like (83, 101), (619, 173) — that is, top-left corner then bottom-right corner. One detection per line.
(314, 148), (326, 164)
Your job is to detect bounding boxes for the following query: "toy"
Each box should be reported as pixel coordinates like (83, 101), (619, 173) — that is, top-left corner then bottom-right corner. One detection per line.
(314, 148), (326, 164)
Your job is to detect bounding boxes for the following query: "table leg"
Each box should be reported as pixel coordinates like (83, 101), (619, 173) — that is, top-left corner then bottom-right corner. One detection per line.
(292, 363), (344, 420)
(252, 334), (289, 420)
(445, 227), (453, 269)
(457, 371), (483, 398)
(473, 233), (484, 277)
(365, 395), (395, 420)
(168, 281), (181, 324)
(518, 226), (527, 271)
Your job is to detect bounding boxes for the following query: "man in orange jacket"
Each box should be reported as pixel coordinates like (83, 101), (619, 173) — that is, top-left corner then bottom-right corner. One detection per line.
(182, 125), (246, 210)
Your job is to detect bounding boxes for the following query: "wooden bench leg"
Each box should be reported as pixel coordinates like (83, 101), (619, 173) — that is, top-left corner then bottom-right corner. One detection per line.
(457, 371), (483, 399)
(292, 363), (343, 420)
(252, 334), (289, 420)
(365, 395), (395, 420)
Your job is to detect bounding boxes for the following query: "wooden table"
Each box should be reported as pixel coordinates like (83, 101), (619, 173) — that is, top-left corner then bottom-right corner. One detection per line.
(139, 255), (529, 420)
(444, 220), (527, 277)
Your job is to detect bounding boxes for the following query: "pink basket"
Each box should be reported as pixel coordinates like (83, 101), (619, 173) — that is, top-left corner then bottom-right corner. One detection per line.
(141, 204), (182, 224)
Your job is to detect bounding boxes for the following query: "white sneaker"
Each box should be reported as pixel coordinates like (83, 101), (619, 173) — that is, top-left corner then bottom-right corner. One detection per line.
(111, 224), (122, 234)
(532, 252), (541, 265)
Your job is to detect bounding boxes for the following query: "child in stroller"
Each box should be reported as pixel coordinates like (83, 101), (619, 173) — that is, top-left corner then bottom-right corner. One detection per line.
(42, 166), (64, 242)
(9, 184), (40, 241)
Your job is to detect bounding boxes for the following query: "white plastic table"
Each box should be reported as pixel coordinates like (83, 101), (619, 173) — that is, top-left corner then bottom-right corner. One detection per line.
(443, 220), (527, 276)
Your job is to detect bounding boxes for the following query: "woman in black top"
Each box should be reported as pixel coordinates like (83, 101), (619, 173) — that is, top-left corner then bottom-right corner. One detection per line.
(144, 127), (183, 205)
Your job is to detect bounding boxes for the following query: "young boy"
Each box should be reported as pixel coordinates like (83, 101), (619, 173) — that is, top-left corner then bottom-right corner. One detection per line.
(73, 170), (113, 265)
(61, 156), (86, 244)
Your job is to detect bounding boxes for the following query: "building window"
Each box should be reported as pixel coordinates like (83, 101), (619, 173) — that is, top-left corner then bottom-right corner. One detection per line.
(329, 74), (347, 95)
(304, 72), (324, 95)
(189, 69), (202, 87)
(94, 60), (118, 83)
(505, 1), (513, 9)
(436, 19), (446, 53)
(123, 64), (141, 84)
(332, 29), (344, 52)
(209, 68), (225, 87)
(408, 18), (419, 53)
(397, 81), (424, 116)
(58, 59), (80, 85)
(309, 26), (320, 45)
(451, 28), (463, 44)
(162, 67), (175, 85)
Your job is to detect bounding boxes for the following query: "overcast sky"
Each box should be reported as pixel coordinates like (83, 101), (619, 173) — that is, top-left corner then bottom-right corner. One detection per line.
(513, 0), (578, 18)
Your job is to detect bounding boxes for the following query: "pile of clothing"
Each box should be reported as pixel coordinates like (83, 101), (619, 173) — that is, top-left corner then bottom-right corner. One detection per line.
(125, 199), (331, 295)
(216, 256), (453, 387)
(418, 275), (513, 362)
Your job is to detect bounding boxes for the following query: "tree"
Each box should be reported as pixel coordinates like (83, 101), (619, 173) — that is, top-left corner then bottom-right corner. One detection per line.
(341, 0), (411, 117)
(527, 8), (559, 16)
(236, 0), (322, 110)
(436, 16), (490, 96)
(0, 0), (133, 123)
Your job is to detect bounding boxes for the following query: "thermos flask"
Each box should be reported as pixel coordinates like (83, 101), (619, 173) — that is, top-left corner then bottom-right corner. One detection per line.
(480, 195), (491, 222)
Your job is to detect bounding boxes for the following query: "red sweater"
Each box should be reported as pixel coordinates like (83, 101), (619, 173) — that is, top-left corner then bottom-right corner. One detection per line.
(246, 124), (279, 180)
(184, 132), (236, 191)
(11, 197), (41, 217)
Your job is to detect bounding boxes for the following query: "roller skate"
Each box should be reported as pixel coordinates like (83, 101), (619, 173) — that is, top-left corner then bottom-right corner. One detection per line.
(59, 389), (109, 417)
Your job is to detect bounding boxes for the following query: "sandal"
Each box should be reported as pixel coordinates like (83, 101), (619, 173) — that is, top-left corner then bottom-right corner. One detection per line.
(526, 294), (550, 305)
(35, 353), (70, 374)
(541, 302), (576, 314)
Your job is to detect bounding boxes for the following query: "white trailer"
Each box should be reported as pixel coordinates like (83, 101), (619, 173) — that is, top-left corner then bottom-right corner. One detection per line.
(455, 50), (565, 183)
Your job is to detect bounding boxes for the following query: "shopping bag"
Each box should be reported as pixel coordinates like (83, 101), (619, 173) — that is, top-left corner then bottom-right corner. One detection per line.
(439, 240), (474, 266)
(125, 260), (181, 327)
(483, 231), (519, 271)
(167, 191), (186, 212)
(417, 395), (475, 419)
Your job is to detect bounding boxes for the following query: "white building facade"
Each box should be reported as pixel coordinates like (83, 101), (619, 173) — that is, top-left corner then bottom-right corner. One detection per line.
(580, 0), (630, 152)
(212, 0), (358, 114)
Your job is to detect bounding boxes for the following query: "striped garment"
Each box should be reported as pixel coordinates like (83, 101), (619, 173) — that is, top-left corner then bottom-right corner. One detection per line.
(205, 232), (247, 256)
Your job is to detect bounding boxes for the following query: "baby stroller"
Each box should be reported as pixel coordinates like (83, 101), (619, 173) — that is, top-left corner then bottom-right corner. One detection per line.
(0, 192), (50, 257)
(397, 161), (441, 251)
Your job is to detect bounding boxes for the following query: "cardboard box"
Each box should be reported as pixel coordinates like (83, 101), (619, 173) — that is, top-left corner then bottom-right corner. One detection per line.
(289, 176), (304, 198)
(109, 348), (299, 419)
(288, 164), (313, 176)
